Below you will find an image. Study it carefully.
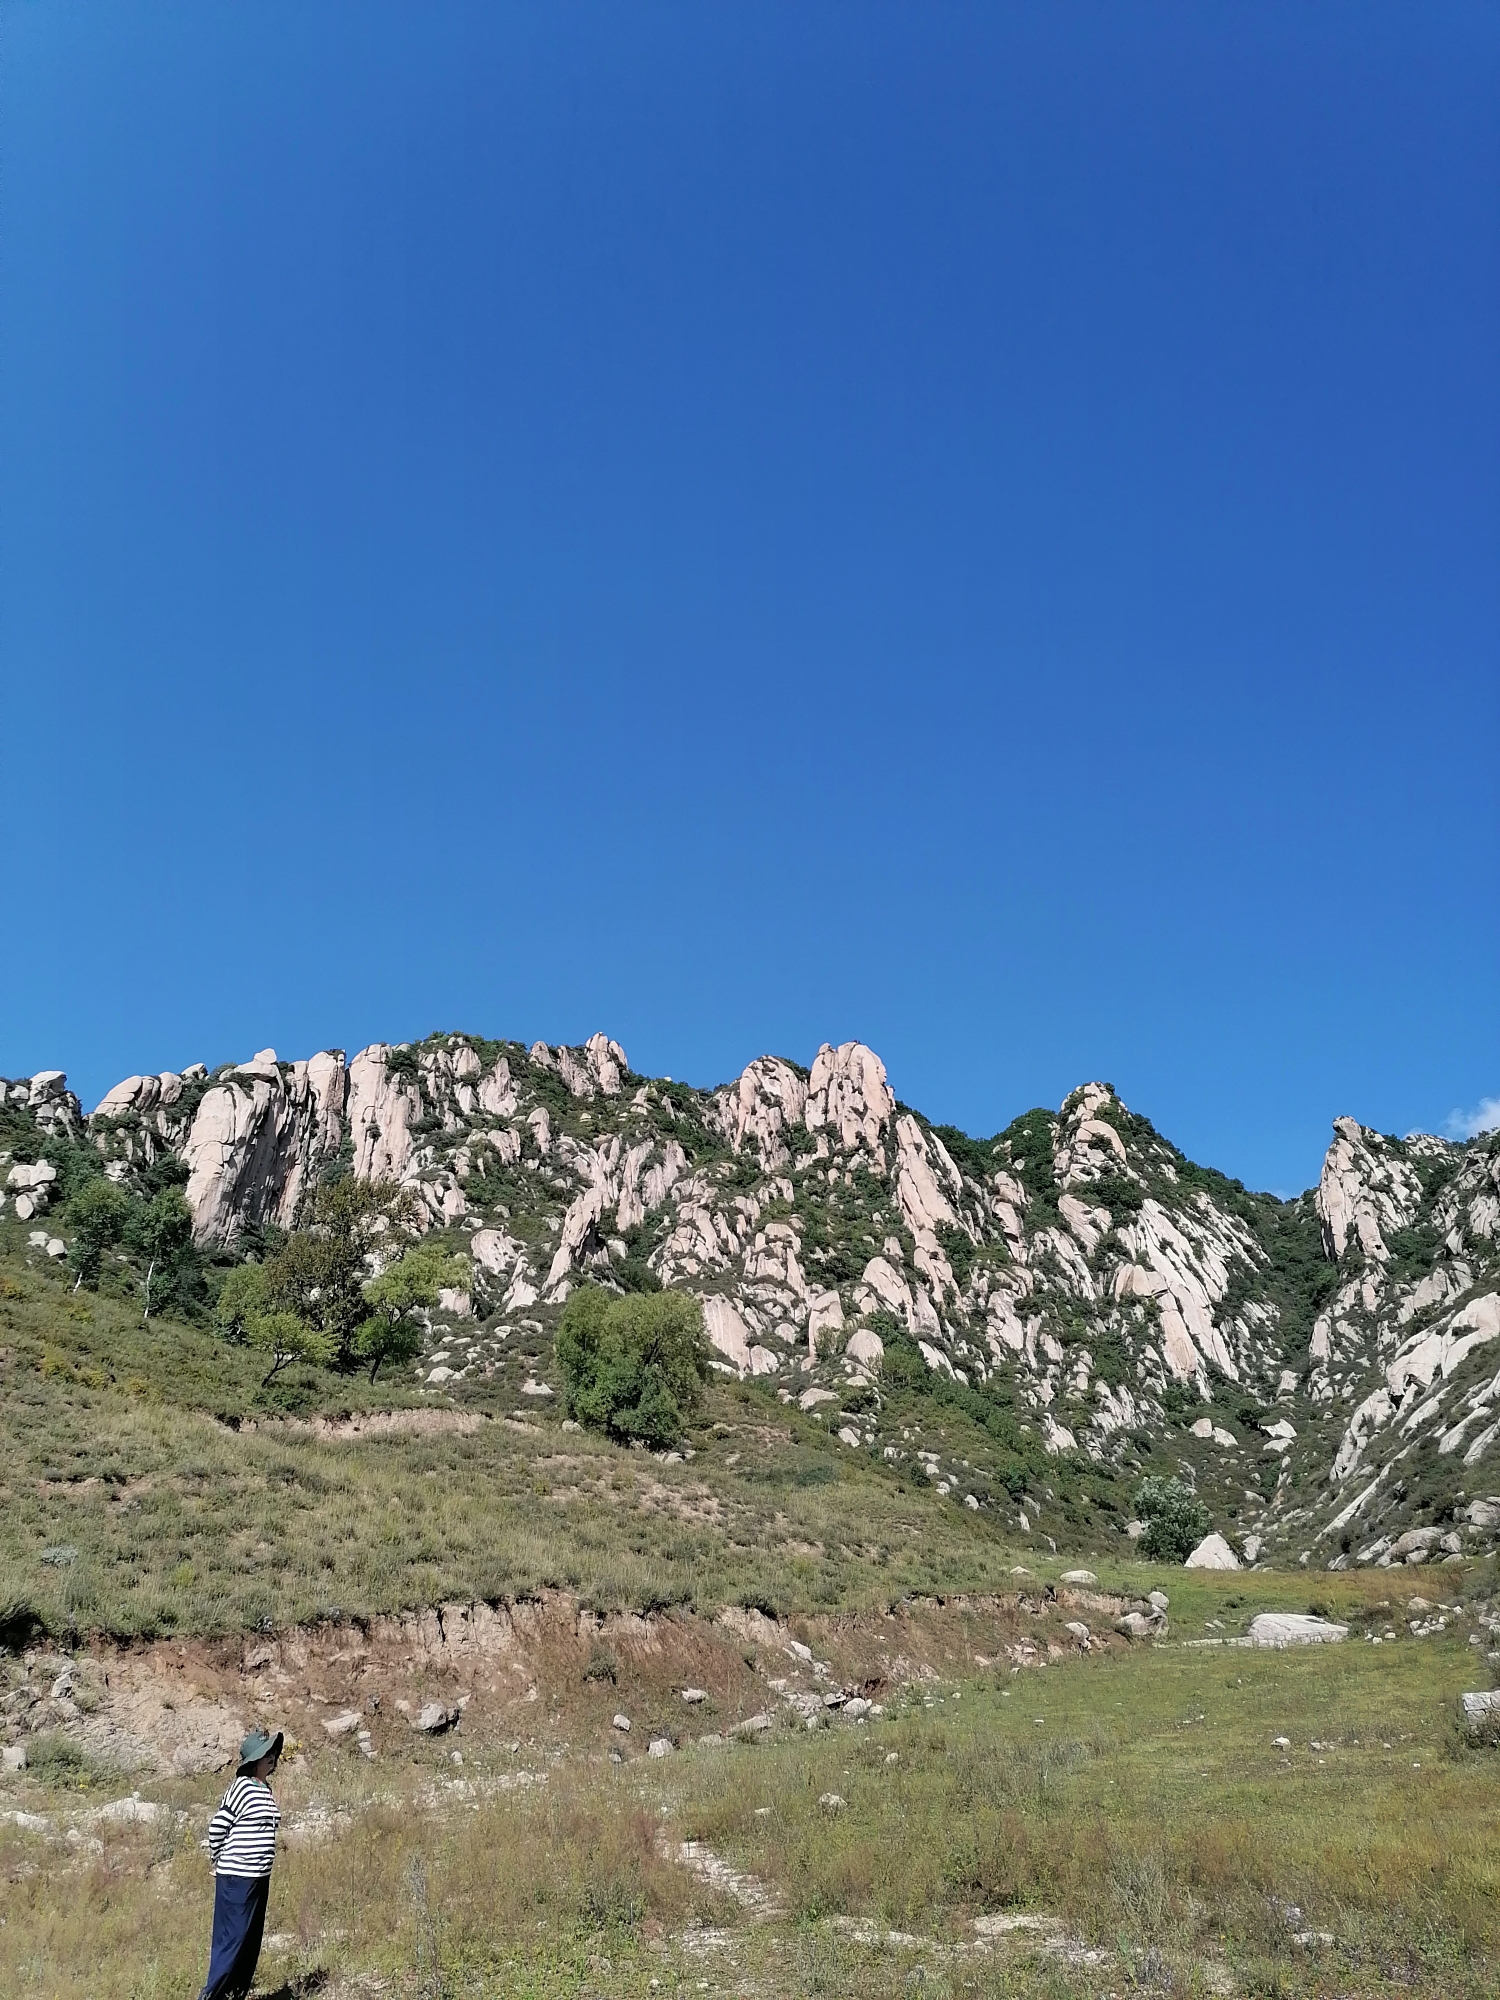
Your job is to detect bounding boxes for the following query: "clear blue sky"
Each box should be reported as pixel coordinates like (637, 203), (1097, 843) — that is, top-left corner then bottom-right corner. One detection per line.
(3, 2), (1496, 1195)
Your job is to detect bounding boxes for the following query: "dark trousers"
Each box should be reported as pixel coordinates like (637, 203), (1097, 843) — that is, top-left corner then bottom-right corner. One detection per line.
(199, 1871), (270, 2000)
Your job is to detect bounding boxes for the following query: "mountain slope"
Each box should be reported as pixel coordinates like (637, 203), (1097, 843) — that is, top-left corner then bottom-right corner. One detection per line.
(3, 1034), (1496, 1569)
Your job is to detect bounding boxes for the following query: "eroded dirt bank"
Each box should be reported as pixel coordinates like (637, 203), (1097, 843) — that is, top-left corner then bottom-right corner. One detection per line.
(2, 1583), (1150, 1775)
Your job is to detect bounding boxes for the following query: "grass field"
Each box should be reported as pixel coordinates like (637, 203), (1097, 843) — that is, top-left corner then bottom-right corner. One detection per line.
(2, 1600), (1496, 1999)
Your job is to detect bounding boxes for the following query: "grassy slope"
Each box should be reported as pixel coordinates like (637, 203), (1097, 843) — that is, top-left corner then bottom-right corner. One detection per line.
(2, 1598), (1495, 1998)
(1, 1246), (1058, 1643)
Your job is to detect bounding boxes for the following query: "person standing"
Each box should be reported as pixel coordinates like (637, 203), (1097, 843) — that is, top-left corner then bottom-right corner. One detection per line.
(198, 1727), (284, 2000)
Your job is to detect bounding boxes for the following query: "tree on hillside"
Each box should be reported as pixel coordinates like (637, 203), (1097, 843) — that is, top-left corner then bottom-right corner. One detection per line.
(262, 1178), (420, 1368)
(556, 1285), (708, 1448)
(132, 1188), (194, 1320)
(66, 1178), (131, 1291)
(1133, 1475), (1210, 1562)
(214, 1263), (336, 1385)
(353, 1244), (465, 1382)
(246, 1309), (336, 1387)
(215, 1261), (271, 1341)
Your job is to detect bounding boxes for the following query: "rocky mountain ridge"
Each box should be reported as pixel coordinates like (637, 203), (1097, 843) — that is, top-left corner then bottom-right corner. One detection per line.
(3, 1033), (1497, 1569)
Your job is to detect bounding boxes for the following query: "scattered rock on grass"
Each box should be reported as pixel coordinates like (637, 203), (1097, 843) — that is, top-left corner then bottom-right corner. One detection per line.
(1248, 1615), (1348, 1646)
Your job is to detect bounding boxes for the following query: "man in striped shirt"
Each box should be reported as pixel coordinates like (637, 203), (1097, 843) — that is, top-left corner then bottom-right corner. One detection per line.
(197, 1727), (283, 2000)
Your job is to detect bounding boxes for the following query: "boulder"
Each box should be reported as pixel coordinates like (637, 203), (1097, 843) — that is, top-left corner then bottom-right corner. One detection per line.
(1388, 1526), (1444, 1562)
(322, 1710), (363, 1740)
(845, 1326), (885, 1369)
(1460, 1691), (1500, 1734)
(413, 1702), (456, 1734)
(1248, 1614), (1348, 1647)
(1148, 1590), (1170, 1613)
(1065, 1621), (1091, 1643)
(1114, 1612), (1156, 1640)
(1185, 1533), (1241, 1571)
(1060, 1569), (1097, 1585)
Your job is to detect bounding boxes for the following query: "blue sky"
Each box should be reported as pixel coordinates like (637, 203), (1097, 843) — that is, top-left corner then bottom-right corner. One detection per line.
(2, 2), (1495, 1195)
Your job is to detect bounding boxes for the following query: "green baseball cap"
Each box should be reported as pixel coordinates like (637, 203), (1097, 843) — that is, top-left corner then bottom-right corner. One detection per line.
(237, 1728), (284, 1772)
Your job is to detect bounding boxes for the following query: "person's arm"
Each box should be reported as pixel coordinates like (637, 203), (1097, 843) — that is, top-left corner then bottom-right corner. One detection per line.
(203, 1781), (242, 1865)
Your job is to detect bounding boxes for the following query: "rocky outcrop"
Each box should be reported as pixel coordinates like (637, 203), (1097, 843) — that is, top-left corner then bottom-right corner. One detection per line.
(182, 1051), (349, 1245)
(805, 1042), (894, 1154)
(8, 1032), (1495, 1563)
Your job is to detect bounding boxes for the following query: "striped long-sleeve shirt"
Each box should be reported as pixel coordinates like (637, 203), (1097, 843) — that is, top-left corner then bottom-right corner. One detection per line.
(205, 1775), (281, 1878)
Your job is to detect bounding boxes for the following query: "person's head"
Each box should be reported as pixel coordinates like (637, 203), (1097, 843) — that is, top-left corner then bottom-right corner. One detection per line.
(236, 1728), (284, 1780)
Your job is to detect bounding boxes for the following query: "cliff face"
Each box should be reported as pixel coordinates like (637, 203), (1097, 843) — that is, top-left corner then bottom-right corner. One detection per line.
(2, 1034), (1496, 1566)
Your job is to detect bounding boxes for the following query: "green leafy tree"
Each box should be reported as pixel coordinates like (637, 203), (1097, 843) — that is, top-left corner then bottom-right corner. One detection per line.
(1133, 1475), (1211, 1563)
(66, 1178), (132, 1292)
(245, 1309), (335, 1387)
(555, 1286), (708, 1448)
(354, 1244), (465, 1382)
(132, 1188), (194, 1320)
(215, 1262), (269, 1340)
(259, 1178), (420, 1369)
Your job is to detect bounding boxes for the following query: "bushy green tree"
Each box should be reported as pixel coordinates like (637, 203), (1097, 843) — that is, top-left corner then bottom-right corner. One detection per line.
(245, 1309), (336, 1387)
(215, 1261), (270, 1340)
(66, 1178), (132, 1291)
(248, 1178), (419, 1368)
(354, 1244), (465, 1382)
(1133, 1475), (1210, 1563)
(132, 1188), (194, 1319)
(555, 1286), (708, 1448)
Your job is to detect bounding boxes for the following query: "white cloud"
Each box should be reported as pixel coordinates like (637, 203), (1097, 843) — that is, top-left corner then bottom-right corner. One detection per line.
(1442, 1095), (1500, 1141)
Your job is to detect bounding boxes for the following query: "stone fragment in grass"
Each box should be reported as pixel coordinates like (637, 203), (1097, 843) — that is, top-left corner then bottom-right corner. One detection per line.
(1273, 1736), (1291, 1749)
(1148, 1590), (1170, 1612)
(817, 1792), (845, 1809)
(1065, 1622), (1090, 1644)
(322, 1709), (362, 1740)
(1248, 1614), (1348, 1646)
(648, 1737), (673, 1757)
(732, 1713), (772, 1737)
(843, 1697), (872, 1719)
(1460, 1691), (1500, 1733)
(681, 1688), (708, 1704)
(612, 1713), (631, 1732)
(1060, 1569), (1096, 1585)
(414, 1702), (456, 1733)
(2, 1746), (26, 1773)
